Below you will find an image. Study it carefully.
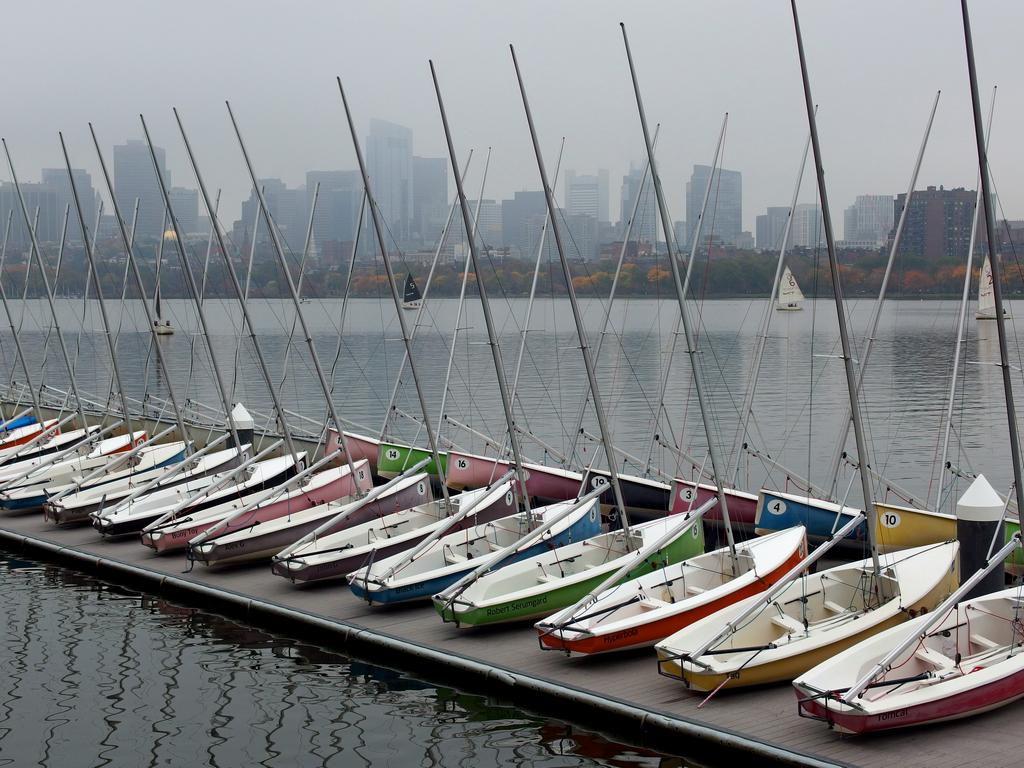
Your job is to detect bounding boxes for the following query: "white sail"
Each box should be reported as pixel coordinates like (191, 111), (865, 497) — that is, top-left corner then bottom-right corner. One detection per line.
(776, 265), (804, 310)
(977, 256), (998, 319)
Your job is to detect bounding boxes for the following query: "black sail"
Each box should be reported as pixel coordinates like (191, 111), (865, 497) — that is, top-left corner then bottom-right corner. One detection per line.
(403, 273), (421, 303)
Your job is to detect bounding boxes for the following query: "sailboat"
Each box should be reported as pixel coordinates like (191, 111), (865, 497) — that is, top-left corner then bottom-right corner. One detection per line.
(776, 265), (804, 311)
(976, 256), (1008, 320)
(153, 230), (174, 335)
(794, 5), (1024, 733)
(655, 5), (962, 692)
(401, 272), (422, 310)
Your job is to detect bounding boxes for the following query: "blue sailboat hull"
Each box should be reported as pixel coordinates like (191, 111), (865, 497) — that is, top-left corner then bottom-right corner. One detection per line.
(0, 448), (186, 512)
(754, 490), (867, 544)
(0, 415), (36, 432)
(349, 510), (602, 605)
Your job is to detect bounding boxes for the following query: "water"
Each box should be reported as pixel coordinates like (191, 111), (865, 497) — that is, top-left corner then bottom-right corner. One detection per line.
(0, 550), (681, 767)
(5, 296), (1022, 510)
(3, 296), (1021, 764)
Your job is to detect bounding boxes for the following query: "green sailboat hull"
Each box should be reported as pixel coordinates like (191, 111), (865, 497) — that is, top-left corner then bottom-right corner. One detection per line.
(436, 521), (705, 626)
(377, 442), (447, 479)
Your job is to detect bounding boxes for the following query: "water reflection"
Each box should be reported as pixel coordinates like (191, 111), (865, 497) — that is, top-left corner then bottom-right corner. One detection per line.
(0, 552), (683, 768)
(5, 297), (1023, 511)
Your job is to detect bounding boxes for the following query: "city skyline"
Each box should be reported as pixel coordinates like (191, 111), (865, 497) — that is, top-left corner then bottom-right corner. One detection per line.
(1, 2), (1021, 241)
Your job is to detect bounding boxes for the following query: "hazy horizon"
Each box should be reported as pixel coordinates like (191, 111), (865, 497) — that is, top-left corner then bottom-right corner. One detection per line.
(2, 1), (1021, 234)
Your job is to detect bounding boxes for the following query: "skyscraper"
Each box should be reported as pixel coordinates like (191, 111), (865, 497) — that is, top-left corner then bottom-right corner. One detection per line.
(167, 187), (199, 236)
(366, 119), (413, 247)
(755, 206), (791, 250)
(892, 186), (977, 260)
(307, 170), (362, 259)
(40, 168), (96, 244)
(685, 164), (742, 247)
(114, 139), (169, 241)
(501, 191), (548, 258)
(0, 181), (60, 248)
(619, 166), (657, 246)
(237, 178), (308, 255)
(564, 170), (609, 224)
(412, 156), (448, 249)
(844, 195), (894, 246)
(791, 203), (824, 248)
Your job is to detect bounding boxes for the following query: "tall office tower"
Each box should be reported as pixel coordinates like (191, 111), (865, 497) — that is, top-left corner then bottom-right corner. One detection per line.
(755, 206), (791, 250)
(501, 190), (548, 258)
(306, 170), (363, 261)
(844, 194), (894, 246)
(790, 203), (825, 248)
(0, 181), (60, 248)
(40, 168), (97, 244)
(167, 187), (199, 236)
(685, 164), (742, 247)
(114, 139), (169, 241)
(366, 118), (413, 248)
(412, 156), (448, 249)
(237, 178), (308, 255)
(619, 165), (657, 246)
(564, 169), (610, 224)
(892, 186), (978, 260)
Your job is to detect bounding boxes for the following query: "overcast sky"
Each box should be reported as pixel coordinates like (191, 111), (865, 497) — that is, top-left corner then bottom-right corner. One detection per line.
(2, 0), (1022, 235)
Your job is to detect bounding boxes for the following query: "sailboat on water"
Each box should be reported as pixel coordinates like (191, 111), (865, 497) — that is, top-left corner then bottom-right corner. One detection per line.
(976, 256), (1008, 320)
(153, 229), (174, 334)
(401, 272), (422, 310)
(776, 265), (804, 311)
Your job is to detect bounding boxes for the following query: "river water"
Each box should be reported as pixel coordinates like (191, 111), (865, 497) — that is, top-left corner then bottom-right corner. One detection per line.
(5, 296), (1021, 510)
(0, 549), (680, 767)
(1, 296), (1021, 764)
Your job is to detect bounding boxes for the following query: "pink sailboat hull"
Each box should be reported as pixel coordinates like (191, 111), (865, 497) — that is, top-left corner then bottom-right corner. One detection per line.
(326, 430), (381, 475)
(669, 478), (758, 527)
(795, 671), (1024, 734)
(144, 461), (373, 554)
(445, 450), (582, 502)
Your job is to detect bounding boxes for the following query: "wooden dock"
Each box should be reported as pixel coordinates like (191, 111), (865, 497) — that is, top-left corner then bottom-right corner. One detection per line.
(0, 512), (1015, 768)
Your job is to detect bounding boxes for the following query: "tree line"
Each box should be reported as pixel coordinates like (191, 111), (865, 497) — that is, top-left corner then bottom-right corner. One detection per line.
(2, 241), (1021, 301)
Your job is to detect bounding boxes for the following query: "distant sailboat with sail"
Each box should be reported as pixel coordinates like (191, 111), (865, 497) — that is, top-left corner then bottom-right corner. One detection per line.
(776, 265), (804, 311)
(401, 272), (422, 310)
(976, 256), (1008, 320)
(153, 228), (174, 335)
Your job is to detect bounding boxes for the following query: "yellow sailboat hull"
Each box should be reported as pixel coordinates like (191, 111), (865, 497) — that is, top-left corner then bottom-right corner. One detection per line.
(873, 502), (1023, 575)
(658, 563), (958, 691)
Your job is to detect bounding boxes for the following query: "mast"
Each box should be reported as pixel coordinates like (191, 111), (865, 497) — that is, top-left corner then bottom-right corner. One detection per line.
(619, 26), (735, 558)
(640, 114), (727, 477)
(336, 77), (451, 507)
(431, 63), (532, 515)
(89, 124), (192, 452)
(2, 139), (89, 431)
(379, 152), (472, 439)
(509, 45), (629, 533)
(59, 132), (135, 440)
(172, 108), (301, 465)
(727, 129), (811, 485)
(508, 138), (564, 417)
(825, 91), (940, 499)
(225, 101), (362, 485)
(960, 0), (1024, 518)
(276, 181), (318, 387)
(136, 117), (241, 450)
(790, 0), (882, 577)
(934, 88), (995, 513)
(566, 129), (654, 468)
(0, 210), (43, 424)
(154, 212), (165, 322)
(436, 149), (491, 448)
